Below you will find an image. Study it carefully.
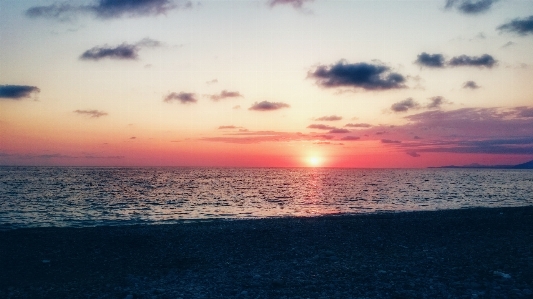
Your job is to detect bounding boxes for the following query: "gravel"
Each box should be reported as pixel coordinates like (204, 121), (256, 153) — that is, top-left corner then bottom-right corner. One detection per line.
(1, 206), (532, 298)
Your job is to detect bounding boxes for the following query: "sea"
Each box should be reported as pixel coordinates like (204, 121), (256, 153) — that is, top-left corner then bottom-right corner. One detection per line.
(1, 167), (532, 229)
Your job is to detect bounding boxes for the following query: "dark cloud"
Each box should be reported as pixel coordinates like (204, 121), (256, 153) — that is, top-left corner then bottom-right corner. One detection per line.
(74, 110), (108, 118)
(328, 129), (350, 134)
(163, 92), (197, 104)
(381, 139), (402, 144)
(463, 81), (480, 89)
(315, 115), (342, 121)
(307, 124), (336, 130)
(445, 0), (497, 15)
(80, 44), (137, 60)
(406, 151), (421, 157)
(308, 61), (406, 91)
(26, 0), (186, 21)
(415, 53), (446, 68)
(426, 96), (447, 109)
(25, 3), (89, 21)
(497, 16), (533, 36)
(391, 98), (419, 112)
(345, 123), (372, 128)
(93, 0), (181, 18)
(268, 0), (313, 8)
(210, 90), (243, 101)
(80, 38), (160, 61)
(515, 107), (533, 118)
(448, 54), (496, 68)
(340, 136), (360, 141)
(249, 101), (290, 111)
(0, 85), (40, 100)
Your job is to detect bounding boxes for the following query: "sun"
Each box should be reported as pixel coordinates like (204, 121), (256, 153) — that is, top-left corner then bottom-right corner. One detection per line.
(308, 156), (321, 167)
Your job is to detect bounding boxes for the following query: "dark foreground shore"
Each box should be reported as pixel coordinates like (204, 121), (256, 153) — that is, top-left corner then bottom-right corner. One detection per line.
(1, 207), (532, 299)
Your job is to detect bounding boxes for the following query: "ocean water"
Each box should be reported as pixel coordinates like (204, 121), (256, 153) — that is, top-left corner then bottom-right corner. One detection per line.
(1, 167), (532, 229)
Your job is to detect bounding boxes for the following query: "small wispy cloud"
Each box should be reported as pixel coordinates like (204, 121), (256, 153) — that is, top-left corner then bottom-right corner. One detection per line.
(26, 0), (190, 21)
(391, 98), (419, 113)
(218, 125), (243, 129)
(340, 136), (361, 141)
(307, 124), (336, 130)
(268, 0), (313, 9)
(249, 101), (290, 111)
(315, 115), (342, 121)
(328, 128), (350, 134)
(463, 81), (480, 89)
(74, 109), (108, 118)
(426, 96), (448, 109)
(163, 92), (197, 104)
(344, 123), (372, 128)
(80, 38), (161, 61)
(381, 139), (402, 144)
(0, 85), (40, 100)
(497, 15), (533, 36)
(445, 0), (498, 15)
(209, 90), (243, 101)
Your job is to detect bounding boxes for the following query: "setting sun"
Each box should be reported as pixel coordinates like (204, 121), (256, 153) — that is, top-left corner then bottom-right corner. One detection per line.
(308, 157), (321, 167)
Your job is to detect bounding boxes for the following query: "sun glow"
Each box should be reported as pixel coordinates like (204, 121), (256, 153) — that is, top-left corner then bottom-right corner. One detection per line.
(308, 156), (321, 167)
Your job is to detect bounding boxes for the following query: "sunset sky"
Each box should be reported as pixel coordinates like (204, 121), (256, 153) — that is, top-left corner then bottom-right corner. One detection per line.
(1, 0), (533, 167)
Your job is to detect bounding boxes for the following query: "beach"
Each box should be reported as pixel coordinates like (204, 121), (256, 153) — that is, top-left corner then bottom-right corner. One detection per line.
(1, 206), (532, 299)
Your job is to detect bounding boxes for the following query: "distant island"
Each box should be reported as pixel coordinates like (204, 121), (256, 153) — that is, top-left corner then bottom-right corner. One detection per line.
(431, 160), (533, 169)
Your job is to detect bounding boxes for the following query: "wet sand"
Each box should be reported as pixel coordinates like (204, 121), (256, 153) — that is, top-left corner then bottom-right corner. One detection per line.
(1, 206), (532, 298)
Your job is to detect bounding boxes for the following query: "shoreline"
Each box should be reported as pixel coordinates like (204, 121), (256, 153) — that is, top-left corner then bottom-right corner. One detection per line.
(1, 206), (532, 298)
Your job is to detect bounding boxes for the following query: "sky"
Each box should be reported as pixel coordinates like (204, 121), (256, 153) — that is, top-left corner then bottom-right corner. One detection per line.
(1, 0), (533, 168)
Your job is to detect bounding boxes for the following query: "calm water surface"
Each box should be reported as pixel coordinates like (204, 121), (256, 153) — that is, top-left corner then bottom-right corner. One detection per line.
(1, 167), (532, 229)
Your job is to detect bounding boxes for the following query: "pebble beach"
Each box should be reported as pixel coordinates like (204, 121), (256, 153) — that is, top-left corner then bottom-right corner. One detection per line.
(1, 206), (532, 299)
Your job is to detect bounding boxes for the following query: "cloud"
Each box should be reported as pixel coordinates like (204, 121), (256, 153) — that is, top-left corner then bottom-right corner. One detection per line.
(426, 96), (447, 109)
(201, 130), (321, 144)
(80, 44), (137, 60)
(448, 54), (496, 68)
(463, 81), (480, 89)
(340, 136), (361, 141)
(406, 151), (421, 157)
(26, 0), (187, 21)
(501, 41), (515, 48)
(0, 85), (40, 100)
(268, 0), (313, 9)
(73, 109), (108, 118)
(515, 107), (533, 118)
(233, 105), (241, 110)
(80, 38), (160, 61)
(308, 61), (406, 91)
(206, 79), (218, 85)
(307, 124), (336, 130)
(209, 90), (243, 101)
(381, 139), (402, 144)
(415, 53), (446, 68)
(391, 98), (419, 112)
(249, 101), (290, 111)
(163, 92), (197, 104)
(329, 128), (350, 134)
(218, 125), (240, 129)
(315, 115), (342, 121)
(345, 123), (372, 128)
(497, 15), (533, 36)
(445, 0), (498, 15)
